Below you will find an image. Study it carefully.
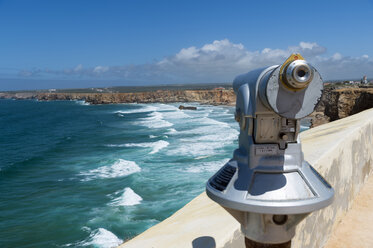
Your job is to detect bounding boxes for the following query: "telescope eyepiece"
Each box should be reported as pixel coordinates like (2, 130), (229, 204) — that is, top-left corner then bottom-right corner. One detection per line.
(284, 60), (314, 89)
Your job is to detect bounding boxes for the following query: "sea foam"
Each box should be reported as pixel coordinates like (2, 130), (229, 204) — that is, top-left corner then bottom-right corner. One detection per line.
(199, 117), (230, 127)
(80, 159), (141, 181)
(163, 109), (190, 119)
(166, 116), (239, 157)
(109, 187), (143, 206)
(185, 158), (230, 173)
(82, 228), (123, 248)
(115, 105), (157, 114)
(166, 128), (178, 134)
(75, 100), (90, 106)
(137, 111), (173, 129)
(124, 140), (169, 154)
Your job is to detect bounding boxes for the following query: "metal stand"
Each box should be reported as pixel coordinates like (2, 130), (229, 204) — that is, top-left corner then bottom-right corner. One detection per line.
(206, 54), (334, 247)
(245, 238), (291, 248)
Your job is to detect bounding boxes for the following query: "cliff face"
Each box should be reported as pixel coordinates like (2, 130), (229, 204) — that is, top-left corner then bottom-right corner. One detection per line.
(35, 89), (236, 105)
(0, 92), (37, 100)
(314, 87), (373, 125)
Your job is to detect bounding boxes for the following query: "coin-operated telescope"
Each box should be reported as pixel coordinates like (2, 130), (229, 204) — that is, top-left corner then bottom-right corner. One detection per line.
(206, 54), (334, 247)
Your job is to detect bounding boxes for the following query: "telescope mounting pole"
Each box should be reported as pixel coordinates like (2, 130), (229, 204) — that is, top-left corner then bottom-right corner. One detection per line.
(245, 238), (291, 248)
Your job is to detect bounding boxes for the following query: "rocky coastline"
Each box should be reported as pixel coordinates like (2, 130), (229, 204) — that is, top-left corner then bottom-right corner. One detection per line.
(0, 89), (235, 106)
(2, 86), (373, 127)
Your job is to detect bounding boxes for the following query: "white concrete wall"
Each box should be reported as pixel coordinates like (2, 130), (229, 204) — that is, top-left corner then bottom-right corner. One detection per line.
(119, 108), (373, 248)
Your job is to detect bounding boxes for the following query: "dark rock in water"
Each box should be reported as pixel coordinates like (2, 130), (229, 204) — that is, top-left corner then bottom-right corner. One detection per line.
(179, 105), (197, 110)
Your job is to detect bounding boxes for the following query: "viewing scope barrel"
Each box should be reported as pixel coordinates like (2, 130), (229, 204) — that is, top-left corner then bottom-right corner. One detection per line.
(206, 54), (334, 246)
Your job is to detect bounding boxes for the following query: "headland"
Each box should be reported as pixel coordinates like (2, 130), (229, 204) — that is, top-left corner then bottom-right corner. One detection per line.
(1, 84), (373, 126)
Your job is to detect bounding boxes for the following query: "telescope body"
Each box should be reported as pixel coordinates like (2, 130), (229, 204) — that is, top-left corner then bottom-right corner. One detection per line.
(206, 54), (334, 244)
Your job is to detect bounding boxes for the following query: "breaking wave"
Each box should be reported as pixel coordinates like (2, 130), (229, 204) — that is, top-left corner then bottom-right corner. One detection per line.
(79, 159), (141, 181)
(115, 105), (157, 114)
(75, 100), (90, 106)
(136, 111), (173, 129)
(79, 228), (123, 248)
(166, 116), (239, 157)
(108, 187), (143, 206)
(123, 140), (169, 154)
(166, 128), (178, 134)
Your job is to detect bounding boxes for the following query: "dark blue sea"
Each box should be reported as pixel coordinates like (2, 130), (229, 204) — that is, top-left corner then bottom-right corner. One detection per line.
(0, 99), (309, 248)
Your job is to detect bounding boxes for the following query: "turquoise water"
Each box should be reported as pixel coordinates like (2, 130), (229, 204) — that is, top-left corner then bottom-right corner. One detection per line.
(0, 99), (240, 248)
(0, 99), (310, 248)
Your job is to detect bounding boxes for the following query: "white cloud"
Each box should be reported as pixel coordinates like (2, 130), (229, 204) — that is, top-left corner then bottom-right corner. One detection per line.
(174, 47), (199, 61)
(19, 39), (373, 82)
(299, 42), (316, 49)
(93, 66), (109, 74)
(332, 53), (343, 60)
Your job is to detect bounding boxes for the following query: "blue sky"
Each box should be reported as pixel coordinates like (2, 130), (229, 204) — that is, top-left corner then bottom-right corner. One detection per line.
(1, 0), (373, 90)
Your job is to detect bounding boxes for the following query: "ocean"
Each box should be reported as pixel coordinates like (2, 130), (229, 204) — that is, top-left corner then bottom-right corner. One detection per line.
(0, 99), (309, 248)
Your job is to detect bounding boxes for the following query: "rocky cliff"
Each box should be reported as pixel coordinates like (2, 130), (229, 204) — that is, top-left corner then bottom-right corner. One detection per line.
(311, 86), (373, 127)
(0, 92), (37, 100)
(34, 89), (236, 105)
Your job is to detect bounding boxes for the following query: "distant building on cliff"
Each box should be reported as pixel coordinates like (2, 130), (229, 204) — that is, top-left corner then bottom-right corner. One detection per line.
(361, 75), (368, 84)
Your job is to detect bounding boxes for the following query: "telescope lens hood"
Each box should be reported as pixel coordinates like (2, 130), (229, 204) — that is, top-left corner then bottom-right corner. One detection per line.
(285, 60), (314, 89)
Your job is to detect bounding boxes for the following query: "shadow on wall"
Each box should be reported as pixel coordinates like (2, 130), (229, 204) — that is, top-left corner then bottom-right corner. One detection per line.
(192, 236), (216, 248)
